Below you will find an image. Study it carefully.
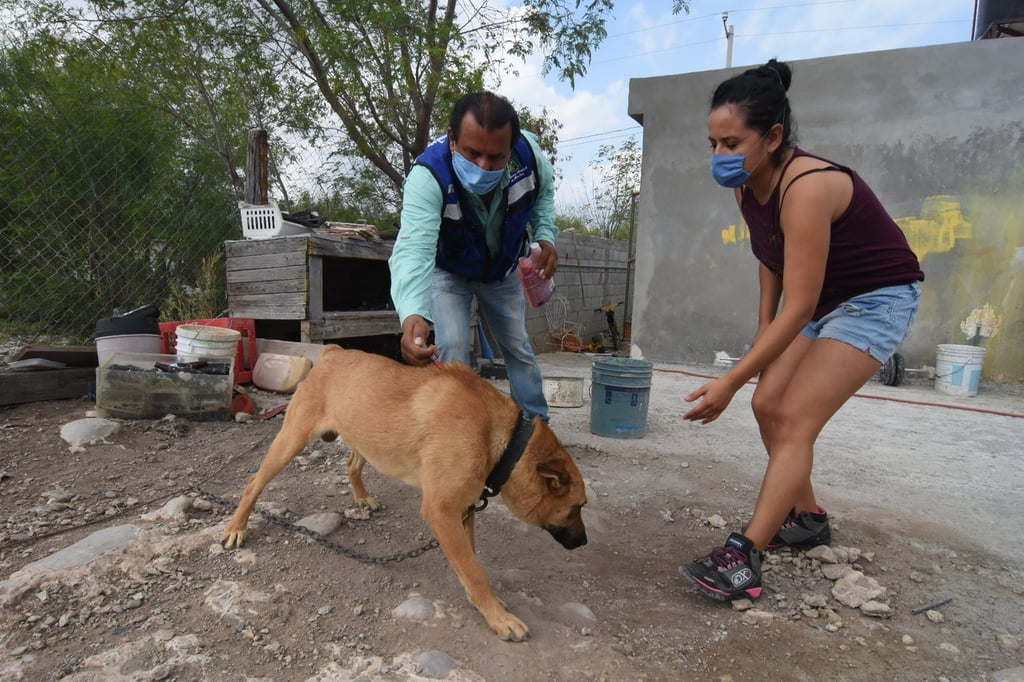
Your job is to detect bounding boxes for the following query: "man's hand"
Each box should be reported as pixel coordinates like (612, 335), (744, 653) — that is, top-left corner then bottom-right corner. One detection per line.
(534, 240), (559, 280)
(400, 314), (439, 366)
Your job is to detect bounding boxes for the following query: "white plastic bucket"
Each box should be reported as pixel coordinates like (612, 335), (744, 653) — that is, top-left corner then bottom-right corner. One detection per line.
(934, 344), (986, 397)
(175, 324), (241, 362)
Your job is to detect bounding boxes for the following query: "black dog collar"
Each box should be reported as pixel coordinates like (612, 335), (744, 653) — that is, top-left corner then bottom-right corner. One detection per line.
(475, 412), (535, 510)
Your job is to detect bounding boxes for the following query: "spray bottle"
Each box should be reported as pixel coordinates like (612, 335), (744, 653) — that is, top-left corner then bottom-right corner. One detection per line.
(518, 241), (555, 307)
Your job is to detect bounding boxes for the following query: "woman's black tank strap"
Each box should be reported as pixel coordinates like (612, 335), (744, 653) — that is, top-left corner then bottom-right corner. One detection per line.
(779, 166), (845, 212)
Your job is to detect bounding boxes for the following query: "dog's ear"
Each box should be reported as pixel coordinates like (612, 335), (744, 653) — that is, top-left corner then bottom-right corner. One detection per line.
(537, 460), (571, 489)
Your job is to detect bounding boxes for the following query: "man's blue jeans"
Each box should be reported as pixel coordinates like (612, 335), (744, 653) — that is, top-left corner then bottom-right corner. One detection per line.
(430, 267), (549, 421)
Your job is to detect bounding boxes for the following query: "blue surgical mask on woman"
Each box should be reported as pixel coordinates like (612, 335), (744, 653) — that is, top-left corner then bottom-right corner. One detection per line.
(710, 121), (779, 188)
(452, 151), (505, 194)
(710, 153), (751, 188)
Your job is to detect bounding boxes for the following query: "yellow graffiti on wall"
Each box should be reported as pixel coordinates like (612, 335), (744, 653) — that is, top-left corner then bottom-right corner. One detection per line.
(720, 195), (972, 260)
(895, 196), (972, 260)
(721, 222), (749, 245)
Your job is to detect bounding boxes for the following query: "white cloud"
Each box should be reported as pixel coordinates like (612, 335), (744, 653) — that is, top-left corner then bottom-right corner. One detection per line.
(484, 34), (640, 209)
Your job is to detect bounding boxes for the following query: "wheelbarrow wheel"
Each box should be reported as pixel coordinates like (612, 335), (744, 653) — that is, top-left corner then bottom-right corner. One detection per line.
(879, 352), (905, 386)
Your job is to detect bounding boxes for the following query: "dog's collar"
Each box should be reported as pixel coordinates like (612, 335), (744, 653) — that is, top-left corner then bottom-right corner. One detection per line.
(475, 411), (535, 510)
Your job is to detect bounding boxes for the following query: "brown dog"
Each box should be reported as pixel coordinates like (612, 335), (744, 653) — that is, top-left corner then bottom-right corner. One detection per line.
(221, 345), (587, 641)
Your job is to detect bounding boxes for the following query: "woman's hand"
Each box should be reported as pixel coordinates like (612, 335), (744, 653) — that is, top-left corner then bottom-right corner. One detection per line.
(683, 377), (740, 425)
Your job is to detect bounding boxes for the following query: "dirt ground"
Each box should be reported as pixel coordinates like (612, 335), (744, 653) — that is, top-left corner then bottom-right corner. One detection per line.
(0, 350), (1022, 682)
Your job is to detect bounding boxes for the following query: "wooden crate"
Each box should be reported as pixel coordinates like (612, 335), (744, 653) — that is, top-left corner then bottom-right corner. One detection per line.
(225, 234), (400, 343)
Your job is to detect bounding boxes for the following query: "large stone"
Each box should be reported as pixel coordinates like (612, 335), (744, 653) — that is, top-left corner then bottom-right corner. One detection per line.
(59, 417), (121, 449)
(416, 650), (457, 678)
(832, 570), (886, 608)
(295, 511), (343, 536)
(0, 525), (139, 606)
(991, 665), (1024, 682)
(393, 595), (438, 621)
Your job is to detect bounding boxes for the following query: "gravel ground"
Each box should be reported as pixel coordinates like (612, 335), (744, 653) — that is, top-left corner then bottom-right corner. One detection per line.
(0, 350), (1022, 681)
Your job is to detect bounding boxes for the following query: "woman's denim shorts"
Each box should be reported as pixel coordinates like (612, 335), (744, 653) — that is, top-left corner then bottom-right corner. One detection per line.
(801, 282), (921, 364)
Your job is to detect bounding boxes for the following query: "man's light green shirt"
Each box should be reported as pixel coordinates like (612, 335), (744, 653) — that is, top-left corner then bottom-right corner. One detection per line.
(389, 131), (558, 324)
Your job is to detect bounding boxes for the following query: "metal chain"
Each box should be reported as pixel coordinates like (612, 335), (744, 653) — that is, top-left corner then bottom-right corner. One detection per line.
(192, 486), (439, 565)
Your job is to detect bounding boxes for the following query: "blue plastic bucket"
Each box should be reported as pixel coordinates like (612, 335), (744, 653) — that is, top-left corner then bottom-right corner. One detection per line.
(590, 357), (654, 438)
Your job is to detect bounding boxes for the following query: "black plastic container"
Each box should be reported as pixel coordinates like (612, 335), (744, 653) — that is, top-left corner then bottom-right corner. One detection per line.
(95, 306), (162, 366)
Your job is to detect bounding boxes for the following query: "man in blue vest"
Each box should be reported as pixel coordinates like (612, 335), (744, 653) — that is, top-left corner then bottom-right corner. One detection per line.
(389, 91), (559, 420)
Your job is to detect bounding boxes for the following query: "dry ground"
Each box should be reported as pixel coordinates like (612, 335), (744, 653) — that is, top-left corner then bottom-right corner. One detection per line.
(0, 352), (1022, 681)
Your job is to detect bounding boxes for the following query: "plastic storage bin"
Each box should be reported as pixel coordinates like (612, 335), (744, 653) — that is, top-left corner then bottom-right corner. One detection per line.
(96, 352), (234, 420)
(238, 201), (312, 239)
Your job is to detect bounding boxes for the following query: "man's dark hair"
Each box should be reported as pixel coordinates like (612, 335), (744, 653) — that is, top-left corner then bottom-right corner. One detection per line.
(450, 92), (521, 145)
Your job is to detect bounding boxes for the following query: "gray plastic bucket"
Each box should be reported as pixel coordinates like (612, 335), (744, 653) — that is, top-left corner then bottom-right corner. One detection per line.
(590, 357), (654, 438)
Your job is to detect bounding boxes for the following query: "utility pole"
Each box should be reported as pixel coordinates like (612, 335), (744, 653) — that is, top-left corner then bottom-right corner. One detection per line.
(722, 13), (734, 68)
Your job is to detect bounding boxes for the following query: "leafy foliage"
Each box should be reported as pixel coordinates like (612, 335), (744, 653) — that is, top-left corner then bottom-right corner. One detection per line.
(559, 136), (641, 240)
(0, 32), (233, 340)
(25, 0), (686, 217)
(1, 0), (690, 339)
(162, 252), (227, 322)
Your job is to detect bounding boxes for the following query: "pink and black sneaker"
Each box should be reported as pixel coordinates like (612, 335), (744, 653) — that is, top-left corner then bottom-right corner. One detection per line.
(766, 508), (832, 550)
(680, 532), (763, 602)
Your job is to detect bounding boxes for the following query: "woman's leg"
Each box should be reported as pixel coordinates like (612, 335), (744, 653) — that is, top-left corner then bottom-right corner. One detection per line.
(682, 283), (920, 600)
(751, 333), (819, 512)
(743, 338), (881, 550)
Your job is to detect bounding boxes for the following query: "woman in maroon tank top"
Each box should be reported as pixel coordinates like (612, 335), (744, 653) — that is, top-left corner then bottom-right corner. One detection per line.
(678, 59), (923, 603)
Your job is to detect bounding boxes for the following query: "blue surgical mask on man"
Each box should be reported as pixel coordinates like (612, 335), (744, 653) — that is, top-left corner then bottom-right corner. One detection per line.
(710, 153), (751, 188)
(452, 150), (504, 194)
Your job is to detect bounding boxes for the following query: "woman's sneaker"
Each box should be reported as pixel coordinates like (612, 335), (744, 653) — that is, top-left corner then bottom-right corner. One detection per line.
(766, 508), (831, 550)
(679, 532), (763, 602)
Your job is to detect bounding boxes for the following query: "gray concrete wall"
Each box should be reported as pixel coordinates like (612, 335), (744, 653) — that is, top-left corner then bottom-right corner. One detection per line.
(628, 38), (1024, 381)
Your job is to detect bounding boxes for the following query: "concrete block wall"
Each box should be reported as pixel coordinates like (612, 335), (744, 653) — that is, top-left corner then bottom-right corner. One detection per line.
(524, 233), (630, 352)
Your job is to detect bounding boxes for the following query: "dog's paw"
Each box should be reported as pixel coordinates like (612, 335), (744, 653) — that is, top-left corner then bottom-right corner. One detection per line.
(355, 495), (381, 511)
(490, 611), (530, 642)
(221, 527), (248, 549)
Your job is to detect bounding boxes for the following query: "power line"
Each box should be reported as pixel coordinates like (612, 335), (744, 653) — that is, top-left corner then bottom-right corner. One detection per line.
(560, 130), (639, 150)
(560, 125), (640, 145)
(595, 36), (720, 64)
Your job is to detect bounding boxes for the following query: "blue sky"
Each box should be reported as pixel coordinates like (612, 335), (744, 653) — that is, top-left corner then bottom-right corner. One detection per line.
(492, 0), (977, 211)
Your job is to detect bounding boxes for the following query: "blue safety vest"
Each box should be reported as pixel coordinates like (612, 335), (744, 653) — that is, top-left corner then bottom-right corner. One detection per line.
(414, 134), (539, 282)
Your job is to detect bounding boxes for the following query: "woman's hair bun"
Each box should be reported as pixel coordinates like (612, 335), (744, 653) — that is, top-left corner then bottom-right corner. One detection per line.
(762, 58), (792, 92)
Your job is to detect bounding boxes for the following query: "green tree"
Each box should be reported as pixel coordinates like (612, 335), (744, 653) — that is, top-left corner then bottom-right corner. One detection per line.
(13, 0), (687, 215)
(561, 136), (641, 240)
(0, 32), (236, 339)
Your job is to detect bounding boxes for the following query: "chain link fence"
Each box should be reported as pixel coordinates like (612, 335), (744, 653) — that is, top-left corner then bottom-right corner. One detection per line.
(0, 110), (631, 361)
(0, 109), (249, 354)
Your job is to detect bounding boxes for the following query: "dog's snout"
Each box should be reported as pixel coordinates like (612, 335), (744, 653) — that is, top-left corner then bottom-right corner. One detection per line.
(548, 526), (588, 549)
